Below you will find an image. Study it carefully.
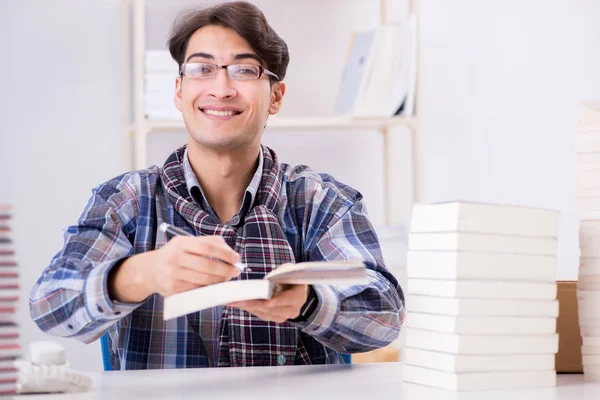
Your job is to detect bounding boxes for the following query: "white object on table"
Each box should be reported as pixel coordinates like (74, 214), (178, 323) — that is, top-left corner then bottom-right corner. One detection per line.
(16, 341), (92, 394)
(29, 341), (67, 365)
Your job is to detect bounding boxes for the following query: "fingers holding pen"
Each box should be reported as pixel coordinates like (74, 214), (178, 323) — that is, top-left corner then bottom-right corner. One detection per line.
(149, 235), (243, 296)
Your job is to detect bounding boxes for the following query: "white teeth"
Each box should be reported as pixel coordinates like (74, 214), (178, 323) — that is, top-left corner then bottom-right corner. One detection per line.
(203, 109), (237, 117)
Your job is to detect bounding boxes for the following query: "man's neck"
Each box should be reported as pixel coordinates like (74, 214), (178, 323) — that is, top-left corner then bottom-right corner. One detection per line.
(187, 142), (260, 223)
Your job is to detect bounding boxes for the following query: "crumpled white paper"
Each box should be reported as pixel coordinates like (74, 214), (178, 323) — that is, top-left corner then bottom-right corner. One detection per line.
(14, 341), (92, 394)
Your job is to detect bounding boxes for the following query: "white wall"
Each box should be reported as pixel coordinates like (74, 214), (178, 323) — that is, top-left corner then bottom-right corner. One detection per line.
(1, 0), (122, 371)
(418, 0), (600, 280)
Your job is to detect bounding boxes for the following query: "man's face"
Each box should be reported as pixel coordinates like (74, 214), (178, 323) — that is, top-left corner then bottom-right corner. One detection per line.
(175, 25), (285, 152)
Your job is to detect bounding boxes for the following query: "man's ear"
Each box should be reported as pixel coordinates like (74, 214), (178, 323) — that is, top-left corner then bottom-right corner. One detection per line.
(268, 81), (286, 115)
(174, 76), (183, 112)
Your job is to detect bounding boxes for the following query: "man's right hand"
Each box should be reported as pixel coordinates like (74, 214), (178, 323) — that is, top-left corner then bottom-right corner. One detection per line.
(108, 235), (241, 303)
(148, 235), (242, 296)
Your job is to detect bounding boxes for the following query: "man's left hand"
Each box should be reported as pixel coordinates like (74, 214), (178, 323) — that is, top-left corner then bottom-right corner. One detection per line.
(227, 284), (309, 323)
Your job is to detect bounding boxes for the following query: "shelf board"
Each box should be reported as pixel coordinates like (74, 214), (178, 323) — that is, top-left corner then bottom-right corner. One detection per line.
(144, 116), (415, 133)
(582, 101), (600, 112)
(267, 116), (416, 130)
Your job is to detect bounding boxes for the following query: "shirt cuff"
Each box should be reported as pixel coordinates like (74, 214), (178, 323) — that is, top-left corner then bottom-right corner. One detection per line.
(292, 284), (340, 335)
(83, 258), (142, 322)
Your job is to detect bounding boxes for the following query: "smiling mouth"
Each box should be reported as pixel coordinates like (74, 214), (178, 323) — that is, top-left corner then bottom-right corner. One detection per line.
(199, 108), (242, 117)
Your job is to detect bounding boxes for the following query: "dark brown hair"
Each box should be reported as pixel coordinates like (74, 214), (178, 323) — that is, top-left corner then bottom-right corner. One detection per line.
(167, 1), (289, 82)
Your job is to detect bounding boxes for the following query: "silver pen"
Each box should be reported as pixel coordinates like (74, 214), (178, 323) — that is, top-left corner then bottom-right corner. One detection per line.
(158, 222), (249, 272)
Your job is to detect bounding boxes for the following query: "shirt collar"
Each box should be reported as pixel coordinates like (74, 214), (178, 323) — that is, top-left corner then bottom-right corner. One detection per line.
(182, 147), (263, 222)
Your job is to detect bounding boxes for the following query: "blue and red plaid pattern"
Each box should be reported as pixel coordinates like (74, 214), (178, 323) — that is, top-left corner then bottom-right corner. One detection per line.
(30, 145), (405, 369)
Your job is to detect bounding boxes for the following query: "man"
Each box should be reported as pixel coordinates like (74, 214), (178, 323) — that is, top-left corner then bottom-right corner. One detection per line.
(30, 1), (405, 369)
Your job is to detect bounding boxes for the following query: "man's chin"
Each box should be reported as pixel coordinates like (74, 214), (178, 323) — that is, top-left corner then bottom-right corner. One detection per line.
(188, 132), (250, 152)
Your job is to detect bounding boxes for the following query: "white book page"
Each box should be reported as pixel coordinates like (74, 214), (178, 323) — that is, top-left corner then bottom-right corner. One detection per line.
(163, 280), (273, 320)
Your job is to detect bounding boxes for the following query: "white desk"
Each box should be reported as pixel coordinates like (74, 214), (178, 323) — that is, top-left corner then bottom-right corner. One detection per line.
(19, 363), (600, 400)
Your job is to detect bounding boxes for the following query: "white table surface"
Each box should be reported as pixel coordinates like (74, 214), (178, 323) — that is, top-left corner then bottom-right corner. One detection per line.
(17, 363), (600, 400)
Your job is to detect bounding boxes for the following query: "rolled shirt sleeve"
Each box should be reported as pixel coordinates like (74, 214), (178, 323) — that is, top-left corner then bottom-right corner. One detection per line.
(29, 177), (143, 344)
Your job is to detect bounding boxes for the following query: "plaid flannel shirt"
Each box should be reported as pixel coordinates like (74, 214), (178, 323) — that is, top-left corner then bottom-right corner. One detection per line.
(30, 148), (405, 369)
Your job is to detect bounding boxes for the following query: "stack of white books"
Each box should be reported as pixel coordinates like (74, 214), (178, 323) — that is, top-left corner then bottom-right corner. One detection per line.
(402, 201), (560, 391)
(0, 205), (19, 396)
(576, 102), (600, 381)
(145, 50), (181, 120)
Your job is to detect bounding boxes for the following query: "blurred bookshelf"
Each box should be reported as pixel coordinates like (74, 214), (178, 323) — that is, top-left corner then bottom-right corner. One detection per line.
(120, 0), (421, 228)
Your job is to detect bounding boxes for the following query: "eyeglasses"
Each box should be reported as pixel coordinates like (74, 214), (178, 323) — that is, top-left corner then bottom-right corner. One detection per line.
(180, 62), (279, 81)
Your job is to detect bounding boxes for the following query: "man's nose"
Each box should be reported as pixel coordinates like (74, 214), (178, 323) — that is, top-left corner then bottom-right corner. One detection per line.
(207, 68), (237, 99)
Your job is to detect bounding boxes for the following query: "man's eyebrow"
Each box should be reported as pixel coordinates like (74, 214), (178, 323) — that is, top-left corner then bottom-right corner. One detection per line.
(185, 52), (214, 62)
(185, 52), (264, 65)
(233, 53), (263, 64)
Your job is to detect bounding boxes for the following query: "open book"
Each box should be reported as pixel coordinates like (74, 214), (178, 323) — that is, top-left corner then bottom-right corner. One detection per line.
(163, 259), (367, 320)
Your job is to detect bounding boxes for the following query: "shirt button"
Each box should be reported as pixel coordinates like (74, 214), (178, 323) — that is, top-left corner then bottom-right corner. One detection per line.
(277, 354), (286, 366)
(97, 304), (104, 313)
